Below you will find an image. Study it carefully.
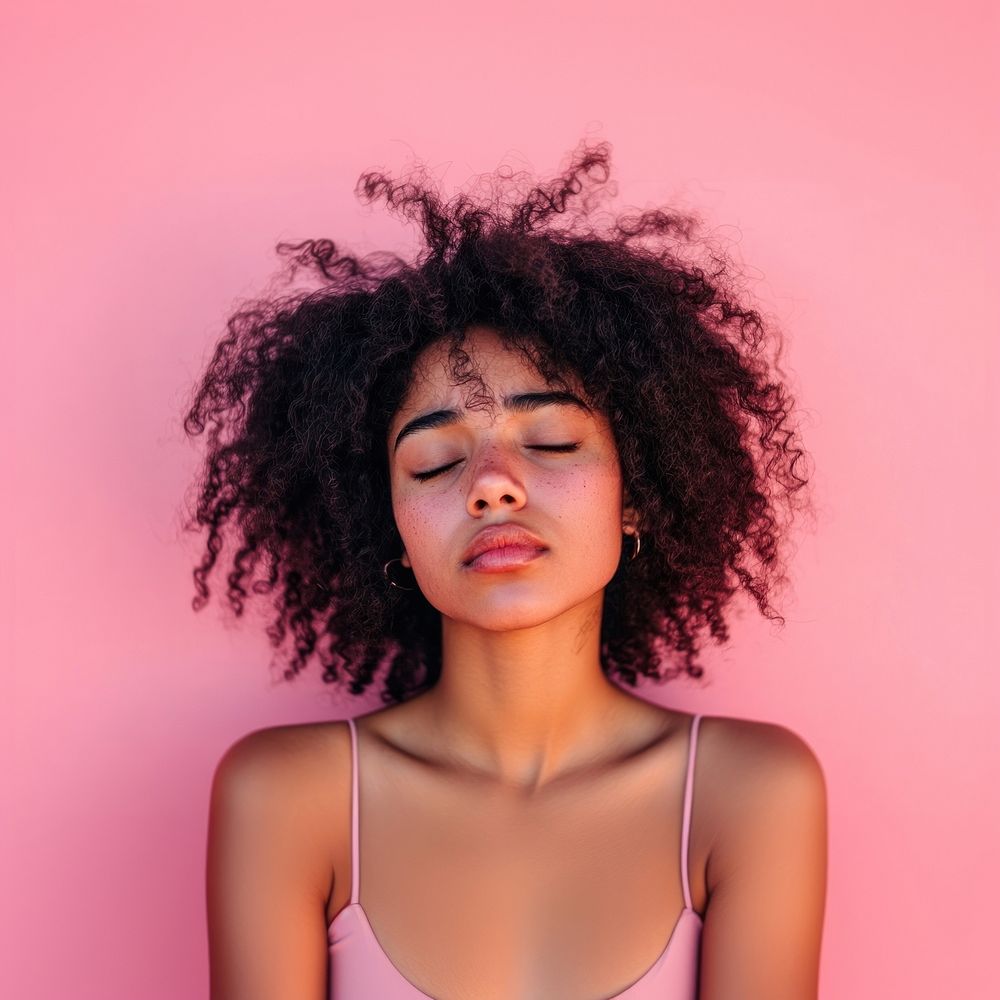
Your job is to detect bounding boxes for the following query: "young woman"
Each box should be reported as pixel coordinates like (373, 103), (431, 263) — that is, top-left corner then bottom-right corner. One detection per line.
(192, 140), (827, 999)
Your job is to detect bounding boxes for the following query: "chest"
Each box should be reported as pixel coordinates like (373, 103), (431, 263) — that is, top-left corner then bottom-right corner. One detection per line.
(327, 739), (702, 999)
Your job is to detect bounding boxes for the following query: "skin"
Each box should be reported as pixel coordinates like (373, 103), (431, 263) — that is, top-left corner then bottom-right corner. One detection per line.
(387, 325), (645, 785)
(206, 326), (828, 999)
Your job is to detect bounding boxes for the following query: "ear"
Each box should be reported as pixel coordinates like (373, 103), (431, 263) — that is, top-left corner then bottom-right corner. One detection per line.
(622, 494), (639, 534)
(400, 550), (411, 569)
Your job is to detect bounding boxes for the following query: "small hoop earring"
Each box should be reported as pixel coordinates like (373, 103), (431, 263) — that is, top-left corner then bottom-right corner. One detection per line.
(624, 529), (641, 561)
(382, 557), (415, 590)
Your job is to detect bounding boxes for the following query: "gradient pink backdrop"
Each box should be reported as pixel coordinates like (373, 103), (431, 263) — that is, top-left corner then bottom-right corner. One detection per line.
(4, 2), (997, 997)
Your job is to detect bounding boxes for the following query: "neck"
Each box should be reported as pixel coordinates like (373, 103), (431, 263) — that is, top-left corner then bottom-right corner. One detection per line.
(421, 590), (639, 791)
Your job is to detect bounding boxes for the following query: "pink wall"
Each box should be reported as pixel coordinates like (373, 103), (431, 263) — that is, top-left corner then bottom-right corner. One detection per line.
(4, 2), (996, 997)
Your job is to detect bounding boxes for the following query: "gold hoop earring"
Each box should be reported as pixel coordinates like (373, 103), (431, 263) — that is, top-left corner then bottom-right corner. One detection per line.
(624, 529), (641, 561)
(382, 558), (415, 590)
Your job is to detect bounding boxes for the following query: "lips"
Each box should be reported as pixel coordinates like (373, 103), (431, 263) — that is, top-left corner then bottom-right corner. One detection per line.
(461, 523), (548, 566)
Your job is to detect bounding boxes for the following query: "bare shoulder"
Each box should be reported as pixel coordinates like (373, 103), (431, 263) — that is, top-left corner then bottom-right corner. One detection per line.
(696, 714), (828, 888)
(690, 716), (828, 995)
(206, 723), (357, 997)
(212, 718), (352, 803)
(209, 719), (353, 890)
(698, 713), (826, 785)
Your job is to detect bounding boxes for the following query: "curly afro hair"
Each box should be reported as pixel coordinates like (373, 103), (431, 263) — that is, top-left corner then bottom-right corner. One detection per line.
(181, 138), (814, 705)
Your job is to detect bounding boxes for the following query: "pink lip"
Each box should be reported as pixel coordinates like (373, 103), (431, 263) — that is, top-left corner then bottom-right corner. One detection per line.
(461, 523), (548, 567)
(465, 544), (548, 573)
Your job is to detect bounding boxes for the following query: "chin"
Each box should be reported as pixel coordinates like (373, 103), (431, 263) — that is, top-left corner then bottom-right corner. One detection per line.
(442, 591), (594, 632)
(473, 609), (566, 632)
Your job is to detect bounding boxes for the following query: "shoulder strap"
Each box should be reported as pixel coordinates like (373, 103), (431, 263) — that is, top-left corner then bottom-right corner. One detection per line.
(345, 717), (360, 905)
(679, 714), (703, 911)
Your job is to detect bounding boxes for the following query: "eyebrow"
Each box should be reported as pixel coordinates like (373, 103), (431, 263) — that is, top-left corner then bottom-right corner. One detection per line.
(392, 390), (593, 454)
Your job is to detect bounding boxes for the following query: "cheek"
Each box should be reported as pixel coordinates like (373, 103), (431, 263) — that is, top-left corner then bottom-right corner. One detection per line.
(391, 492), (449, 556)
(558, 465), (623, 518)
(543, 468), (624, 561)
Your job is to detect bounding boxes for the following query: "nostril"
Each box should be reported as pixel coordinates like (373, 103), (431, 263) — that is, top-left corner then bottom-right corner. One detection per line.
(470, 489), (523, 513)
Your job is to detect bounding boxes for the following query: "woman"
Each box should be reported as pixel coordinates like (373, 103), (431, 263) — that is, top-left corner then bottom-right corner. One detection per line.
(192, 140), (827, 999)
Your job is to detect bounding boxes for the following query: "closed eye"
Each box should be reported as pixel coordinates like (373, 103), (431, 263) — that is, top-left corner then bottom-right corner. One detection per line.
(412, 460), (459, 482)
(529, 443), (581, 453)
(412, 443), (581, 482)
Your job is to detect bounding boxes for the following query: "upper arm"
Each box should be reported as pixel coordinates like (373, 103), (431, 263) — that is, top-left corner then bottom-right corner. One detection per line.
(699, 721), (829, 1000)
(206, 727), (334, 1000)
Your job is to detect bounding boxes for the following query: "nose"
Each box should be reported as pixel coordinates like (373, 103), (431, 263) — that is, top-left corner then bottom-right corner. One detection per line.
(465, 446), (527, 516)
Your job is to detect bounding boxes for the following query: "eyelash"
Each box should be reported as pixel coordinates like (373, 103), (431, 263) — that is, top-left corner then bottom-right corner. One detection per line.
(412, 443), (582, 482)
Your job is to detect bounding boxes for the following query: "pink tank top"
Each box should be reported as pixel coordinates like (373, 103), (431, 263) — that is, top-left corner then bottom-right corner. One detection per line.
(328, 714), (704, 998)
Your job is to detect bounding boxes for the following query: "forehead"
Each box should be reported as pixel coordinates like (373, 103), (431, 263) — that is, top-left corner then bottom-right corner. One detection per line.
(395, 326), (583, 419)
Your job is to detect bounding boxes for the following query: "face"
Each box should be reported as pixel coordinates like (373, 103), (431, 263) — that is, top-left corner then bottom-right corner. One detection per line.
(386, 326), (636, 632)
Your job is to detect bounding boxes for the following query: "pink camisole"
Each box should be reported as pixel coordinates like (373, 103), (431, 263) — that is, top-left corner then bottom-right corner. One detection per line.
(328, 714), (704, 998)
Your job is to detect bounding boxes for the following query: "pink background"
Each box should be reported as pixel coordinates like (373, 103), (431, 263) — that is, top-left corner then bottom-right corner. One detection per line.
(4, 2), (997, 997)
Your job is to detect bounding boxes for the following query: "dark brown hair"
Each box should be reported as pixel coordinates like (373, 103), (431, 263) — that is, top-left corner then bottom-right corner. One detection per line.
(182, 138), (814, 704)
